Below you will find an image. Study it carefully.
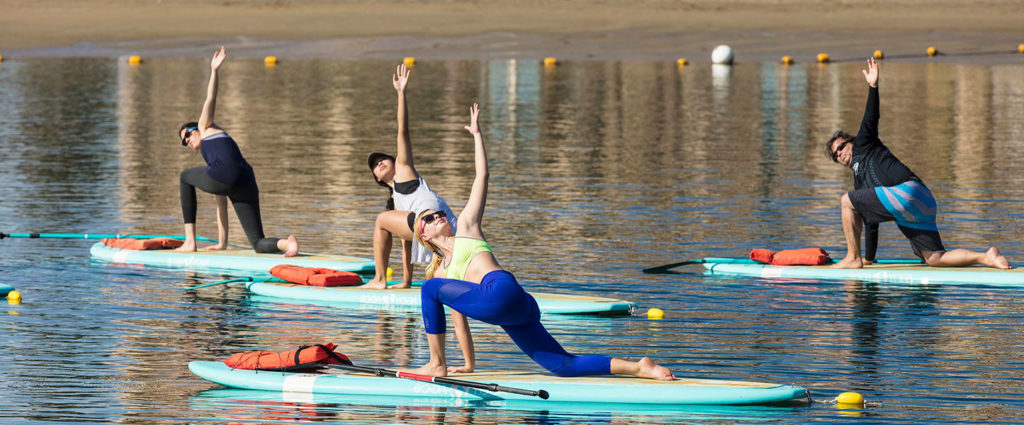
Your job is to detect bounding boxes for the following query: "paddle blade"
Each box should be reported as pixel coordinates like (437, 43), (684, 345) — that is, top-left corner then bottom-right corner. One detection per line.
(642, 259), (701, 274)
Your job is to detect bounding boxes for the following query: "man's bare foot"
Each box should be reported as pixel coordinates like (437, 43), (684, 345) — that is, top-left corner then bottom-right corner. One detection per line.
(636, 357), (675, 381)
(832, 256), (864, 269)
(986, 247), (1011, 269)
(175, 243), (197, 252)
(283, 235), (299, 257)
(361, 276), (388, 289)
(413, 362), (447, 378)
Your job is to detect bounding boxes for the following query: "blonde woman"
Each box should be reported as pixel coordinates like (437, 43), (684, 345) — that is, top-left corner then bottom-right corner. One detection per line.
(413, 103), (674, 380)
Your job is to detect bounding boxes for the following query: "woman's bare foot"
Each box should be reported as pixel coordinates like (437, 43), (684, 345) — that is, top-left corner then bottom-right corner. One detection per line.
(636, 357), (675, 381)
(283, 235), (299, 257)
(986, 247), (1011, 269)
(204, 244), (227, 251)
(390, 282), (412, 289)
(413, 362), (448, 378)
(361, 276), (388, 289)
(175, 242), (197, 252)
(832, 256), (864, 269)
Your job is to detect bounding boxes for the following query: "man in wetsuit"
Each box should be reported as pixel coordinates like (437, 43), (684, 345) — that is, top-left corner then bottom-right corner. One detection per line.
(826, 57), (1010, 270)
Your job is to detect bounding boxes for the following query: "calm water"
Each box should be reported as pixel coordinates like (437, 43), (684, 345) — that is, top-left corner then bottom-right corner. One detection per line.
(2, 57), (1024, 424)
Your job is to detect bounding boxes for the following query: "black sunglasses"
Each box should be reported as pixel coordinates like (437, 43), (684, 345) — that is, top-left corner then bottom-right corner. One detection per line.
(181, 127), (198, 146)
(421, 210), (447, 224)
(831, 140), (851, 162)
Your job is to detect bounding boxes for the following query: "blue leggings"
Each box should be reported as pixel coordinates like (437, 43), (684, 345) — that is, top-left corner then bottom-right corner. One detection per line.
(421, 270), (611, 377)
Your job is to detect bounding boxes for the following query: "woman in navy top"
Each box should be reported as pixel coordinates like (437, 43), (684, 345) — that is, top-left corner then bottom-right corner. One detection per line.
(177, 46), (299, 256)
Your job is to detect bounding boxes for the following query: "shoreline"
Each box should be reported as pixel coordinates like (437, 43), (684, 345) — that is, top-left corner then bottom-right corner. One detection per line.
(1, 1), (1022, 64)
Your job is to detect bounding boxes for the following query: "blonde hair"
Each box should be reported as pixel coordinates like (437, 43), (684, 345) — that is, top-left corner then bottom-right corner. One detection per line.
(414, 210), (445, 279)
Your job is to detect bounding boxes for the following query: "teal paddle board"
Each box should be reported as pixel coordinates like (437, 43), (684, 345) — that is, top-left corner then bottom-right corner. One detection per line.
(702, 257), (1023, 287)
(247, 281), (636, 315)
(90, 242), (374, 275)
(188, 361), (809, 405)
(1, 284), (13, 297)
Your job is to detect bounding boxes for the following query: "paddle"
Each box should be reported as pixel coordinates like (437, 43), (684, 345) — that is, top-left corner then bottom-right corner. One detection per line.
(321, 350), (549, 400)
(185, 276), (275, 290)
(0, 232), (248, 248)
(643, 257), (925, 274)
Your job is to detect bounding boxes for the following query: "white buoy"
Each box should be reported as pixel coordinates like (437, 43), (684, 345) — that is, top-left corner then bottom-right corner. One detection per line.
(711, 45), (734, 65)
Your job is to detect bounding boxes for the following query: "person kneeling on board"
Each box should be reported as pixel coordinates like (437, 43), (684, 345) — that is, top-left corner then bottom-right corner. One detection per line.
(413, 103), (674, 380)
(825, 57), (1009, 270)
(176, 46), (299, 256)
(363, 63), (457, 289)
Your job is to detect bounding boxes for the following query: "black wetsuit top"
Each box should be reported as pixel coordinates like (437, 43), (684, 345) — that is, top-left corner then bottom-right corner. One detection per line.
(850, 86), (920, 261)
(200, 133), (256, 187)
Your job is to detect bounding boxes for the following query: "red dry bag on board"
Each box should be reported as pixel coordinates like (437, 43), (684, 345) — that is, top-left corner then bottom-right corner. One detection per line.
(750, 248), (831, 266)
(102, 237), (184, 250)
(223, 343), (352, 372)
(269, 265), (362, 287)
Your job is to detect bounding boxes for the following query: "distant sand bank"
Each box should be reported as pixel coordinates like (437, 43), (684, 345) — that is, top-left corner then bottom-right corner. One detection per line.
(2, 0), (1022, 64)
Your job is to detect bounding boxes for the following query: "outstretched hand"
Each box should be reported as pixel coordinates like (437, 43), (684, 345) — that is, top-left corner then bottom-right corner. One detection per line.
(393, 63), (411, 91)
(211, 46), (227, 71)
(862, 57), (879, 88)
(464, 103), (480, 135)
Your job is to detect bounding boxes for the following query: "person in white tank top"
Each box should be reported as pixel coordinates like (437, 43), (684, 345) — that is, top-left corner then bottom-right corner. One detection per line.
(364, 64), (456, 289)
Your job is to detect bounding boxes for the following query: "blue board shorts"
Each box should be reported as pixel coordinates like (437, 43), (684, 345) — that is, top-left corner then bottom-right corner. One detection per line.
(848, 180), (945, 258)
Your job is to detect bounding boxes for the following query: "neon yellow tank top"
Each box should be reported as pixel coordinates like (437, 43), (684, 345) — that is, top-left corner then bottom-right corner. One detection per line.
(446, 237), (493, 281)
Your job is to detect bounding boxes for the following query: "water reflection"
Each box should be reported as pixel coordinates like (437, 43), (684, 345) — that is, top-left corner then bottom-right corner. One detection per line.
(2, 57), (1024, 424)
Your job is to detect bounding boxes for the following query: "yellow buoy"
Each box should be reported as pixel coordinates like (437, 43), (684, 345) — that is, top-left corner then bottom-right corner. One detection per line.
(543, 57), (557, 67)
(817, 53), (830, 63)
(1018, 43), (1024, 54)
(0, 54), (4, 63)
(926, 46), (938, 57)
(7, 290), (22, 305)
(386, 267), (394, 278)
(873, 50), (884, 59)
(647, 308), (664, 319)
(781, 56), (793, 65)
(128, 55), (142, 65)
(403, 57), (416, 67)
(676, 58), (688, 67)
(837, 391), (864, 406)
(264, 56), (278, 66)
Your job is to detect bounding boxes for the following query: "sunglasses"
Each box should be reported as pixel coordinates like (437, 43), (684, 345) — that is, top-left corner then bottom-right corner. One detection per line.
(181, 127), (198, 146)
(421, 210), (447, 224)
(831, 140), (851, 162)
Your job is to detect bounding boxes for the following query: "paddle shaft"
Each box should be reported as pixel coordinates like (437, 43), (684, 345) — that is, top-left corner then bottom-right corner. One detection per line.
(327, 363), (549, 400)
(1, 232), (218, 243)
(185, 277), (275, 290)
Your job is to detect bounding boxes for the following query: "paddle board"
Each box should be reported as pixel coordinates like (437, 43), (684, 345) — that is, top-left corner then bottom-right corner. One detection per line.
(90, 242), (374, 275)
(188, 361), (809, 405)
(702, 257), (1024, 287)
(1, 284), (13, 297)
(247, 281), (636, 315)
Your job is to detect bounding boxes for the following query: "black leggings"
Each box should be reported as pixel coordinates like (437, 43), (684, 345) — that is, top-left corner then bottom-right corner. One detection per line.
(179, 167), (281, 253)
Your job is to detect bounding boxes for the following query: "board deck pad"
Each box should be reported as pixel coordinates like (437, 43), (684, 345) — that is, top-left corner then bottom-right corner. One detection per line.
(90, 242), (374, 275)
(702, 257), (1024, 286)
(189, 361), (808, 405)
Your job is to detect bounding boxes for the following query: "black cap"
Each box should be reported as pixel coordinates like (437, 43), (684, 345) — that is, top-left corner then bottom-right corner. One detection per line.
(367, 152), (395, 182)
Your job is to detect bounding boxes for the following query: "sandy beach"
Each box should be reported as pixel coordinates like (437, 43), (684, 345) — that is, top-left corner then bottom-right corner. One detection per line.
(1, 0), (1023, 63)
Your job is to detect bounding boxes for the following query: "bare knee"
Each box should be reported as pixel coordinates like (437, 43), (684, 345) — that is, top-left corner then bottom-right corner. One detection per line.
(840, 193), (854, 209)
(921, 250), (943, 266)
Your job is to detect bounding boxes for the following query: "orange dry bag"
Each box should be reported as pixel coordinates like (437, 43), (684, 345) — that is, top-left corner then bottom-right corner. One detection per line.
(270, 265), (362, 287)
(102, 237), (184, 250)
(223, 343), (352, 372)
(749, 248), (831, 265)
